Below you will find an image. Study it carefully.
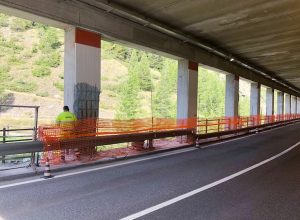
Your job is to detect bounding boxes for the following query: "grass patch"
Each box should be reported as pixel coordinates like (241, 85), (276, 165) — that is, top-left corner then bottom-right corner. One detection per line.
(8, 55), (25, 65)
(36, 91), (49, 97)
(10, 18), (32, 32)
(0, 13), (9, 27)
(35, 52), (61, 68)
(53, 82), (64, 91)
(8, 80), (37, 92)
(32, 65), (51, 77)
(0, 36), (24, 52)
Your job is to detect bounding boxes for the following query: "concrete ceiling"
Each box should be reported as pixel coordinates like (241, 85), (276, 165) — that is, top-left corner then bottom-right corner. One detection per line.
(94, 0), (300, 89)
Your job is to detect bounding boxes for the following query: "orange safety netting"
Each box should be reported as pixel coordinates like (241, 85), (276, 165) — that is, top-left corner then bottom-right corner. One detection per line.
(38, 117), (197, 164)
(39, 117), (197, 142)
(197, 114), (300, 134)
(39, 114), (299, 164)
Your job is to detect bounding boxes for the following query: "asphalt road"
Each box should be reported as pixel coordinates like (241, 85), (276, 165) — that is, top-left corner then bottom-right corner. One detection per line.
(0, 123), (300, 220)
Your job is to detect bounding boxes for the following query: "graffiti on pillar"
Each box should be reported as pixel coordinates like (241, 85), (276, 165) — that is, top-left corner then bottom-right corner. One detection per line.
(74, 83), (100, 119)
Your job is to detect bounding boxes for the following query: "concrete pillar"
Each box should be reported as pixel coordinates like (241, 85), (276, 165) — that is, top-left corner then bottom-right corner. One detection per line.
(64, 27), (101, 119)
(225, 74), (239, 117)
(277, 91), (284, 115)
(250, 82), (260, 116)
(285, 94), (291, 114)
(296, 97), (300, 114)
(291, 96), (296, 114)
(177, 60), (198, 119)
(266, 88), (274, 116)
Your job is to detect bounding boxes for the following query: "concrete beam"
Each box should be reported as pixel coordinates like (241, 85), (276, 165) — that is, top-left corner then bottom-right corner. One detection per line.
(225, 74), (239, 117)
(250, 82), (260, 116)
(266, 88), (274, 116)
(277, 92), (284, 115)
(177, 60), (198, 119)
(0, 0), (299, 97)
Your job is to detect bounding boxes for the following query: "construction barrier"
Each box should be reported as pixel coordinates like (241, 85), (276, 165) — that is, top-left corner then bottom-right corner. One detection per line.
(197, 114), (299, 134)
(39, 118), (197, 164)
(39, 114), (299, 164)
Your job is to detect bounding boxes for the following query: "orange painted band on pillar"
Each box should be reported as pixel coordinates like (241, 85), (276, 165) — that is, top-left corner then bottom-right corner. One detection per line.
(188, 61), (198, 71)
(75, 28), (101, 48)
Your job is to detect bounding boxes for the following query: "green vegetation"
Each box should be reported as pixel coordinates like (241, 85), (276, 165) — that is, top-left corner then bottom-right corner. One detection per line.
(8, 80), (37, 92)
(35, 52), (61, 68)
(38, 27), (62, 53)
(0, 13), (64, 101)
(36, 91), (49, 97)
(198, 68), (225, 118)
(0, 12), (252, 123)
(138, 54), (152, 91)
(32, 66), (51, 77)
(115, 51), (141, 119)
(53, 82), (64, 91)
(0, 14), (9, 27)
(10, 18), (32, 32)
(153, 59), (177, 118)
(239, 95), (250, 116)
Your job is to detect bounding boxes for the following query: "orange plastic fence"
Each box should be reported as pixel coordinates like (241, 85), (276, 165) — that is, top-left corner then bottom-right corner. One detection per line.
(197, 114), (300, 134)
(39, 114), (299, 164)
(39, 118), (197, 149)
(39, 117), (197, 164)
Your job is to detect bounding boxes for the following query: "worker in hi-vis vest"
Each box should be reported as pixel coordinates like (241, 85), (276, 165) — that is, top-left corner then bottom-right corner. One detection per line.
(56, 106), (77, 124)
(56, 106), (78, 161)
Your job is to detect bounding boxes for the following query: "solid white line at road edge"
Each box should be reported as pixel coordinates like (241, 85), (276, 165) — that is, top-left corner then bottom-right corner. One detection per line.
(121, 140), (300, 220)
(0, 147), (196, 189)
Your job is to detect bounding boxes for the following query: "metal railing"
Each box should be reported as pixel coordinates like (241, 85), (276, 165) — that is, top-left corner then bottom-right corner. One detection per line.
(197, 114), (299, 134)
(0, 105), (39, 165)
(0, 113), (299, 167)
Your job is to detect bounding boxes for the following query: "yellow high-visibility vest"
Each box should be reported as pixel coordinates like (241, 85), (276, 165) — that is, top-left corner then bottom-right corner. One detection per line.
(56, 111), (77, 124)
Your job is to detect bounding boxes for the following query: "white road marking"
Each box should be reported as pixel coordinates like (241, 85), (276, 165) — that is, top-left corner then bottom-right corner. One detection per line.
(1, 122), (298, 189)
(0, 147), (196, 189)
(121, 141), (300, 220)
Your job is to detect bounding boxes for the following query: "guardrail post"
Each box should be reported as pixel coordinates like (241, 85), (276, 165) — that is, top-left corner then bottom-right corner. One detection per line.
(33, 106), (39, 167)
(2, 128), (6, 163)
(205, 119), (208, 134)
(217, 119), (220, 132)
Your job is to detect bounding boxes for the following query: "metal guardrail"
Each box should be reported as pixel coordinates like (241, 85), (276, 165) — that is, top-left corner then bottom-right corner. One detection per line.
(197, 117), (300, 139)
(0, 141), (43, 156)
(0, 104), (39, 165)
(0, 118), (299, 159)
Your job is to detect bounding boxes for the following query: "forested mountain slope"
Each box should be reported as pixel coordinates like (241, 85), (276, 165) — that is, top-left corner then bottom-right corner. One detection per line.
(0, 13), (252, 128)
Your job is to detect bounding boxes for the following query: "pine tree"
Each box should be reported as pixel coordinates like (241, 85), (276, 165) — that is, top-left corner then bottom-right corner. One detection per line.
(198, 67), (225, 118)
(115, 51), (141, 119)
(153, 59), (177, 118)
(138, 54), (152, 91)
